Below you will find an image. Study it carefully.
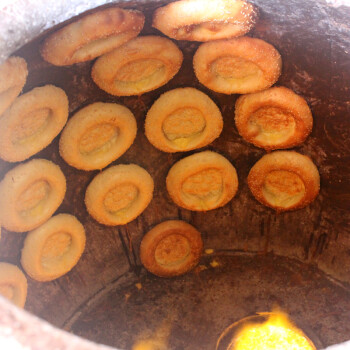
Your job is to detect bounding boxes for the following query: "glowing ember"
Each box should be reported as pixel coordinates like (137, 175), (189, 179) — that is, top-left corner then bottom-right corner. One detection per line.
(131, 317), (172, 350)
(232, 312), (315, 350)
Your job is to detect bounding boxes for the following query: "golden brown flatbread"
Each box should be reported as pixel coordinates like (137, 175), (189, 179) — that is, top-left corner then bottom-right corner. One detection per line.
(0, 56), (28, 117)
(145, 87), (223, 152)
(166, 151), (238, 211)
(193, 36), (282, 94)
(140, 220), (203, 277)
(41, 7), (145, 66)
(248, 151), (320, 211)
(153, 0), (257, 42)
(235, 86), (313, 150)
(59, 102), (136, 170)
(91, 36), (183, 96)
(0, 159), (66, 232)
(85, 164), (154, 225)
(21, 214), (86, 282)
(0, 263), (27, 308)
(0, 85), (69, 162)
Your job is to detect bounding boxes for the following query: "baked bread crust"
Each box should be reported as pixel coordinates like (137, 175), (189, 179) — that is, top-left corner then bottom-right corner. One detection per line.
(41, 7), (145, 66)
(166, 151), (238, 211)
(235, 87), (313, 150)
(59, 102), (137, 170)
(0, 159), (66, 232)
(21, 214), (86, 282)
(85, 164), (154, 225)
(140, 220), (203, 277)
(152, 0), (257, 42)
(0, 263), (27, 308)
(248, 151), (320, 211)
(91, 36), (183, 96)
(145, 87), (223, 152)
(193, 36), (282, 94)
(0, 85), (69, 162)
(0, 56), (28, 116)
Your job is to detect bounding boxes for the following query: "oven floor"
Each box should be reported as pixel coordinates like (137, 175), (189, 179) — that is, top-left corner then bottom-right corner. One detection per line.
(65, 253), (350, 350)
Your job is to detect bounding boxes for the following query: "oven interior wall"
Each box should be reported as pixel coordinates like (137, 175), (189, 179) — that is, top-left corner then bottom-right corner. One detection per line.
(0, 0), (349, 349)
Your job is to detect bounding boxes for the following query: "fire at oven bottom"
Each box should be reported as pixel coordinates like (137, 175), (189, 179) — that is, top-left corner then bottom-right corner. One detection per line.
(65, 253), (350, 350)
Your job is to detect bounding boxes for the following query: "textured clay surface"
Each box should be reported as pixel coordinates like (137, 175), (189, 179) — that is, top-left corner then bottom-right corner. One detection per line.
(0, 0), (349, 349)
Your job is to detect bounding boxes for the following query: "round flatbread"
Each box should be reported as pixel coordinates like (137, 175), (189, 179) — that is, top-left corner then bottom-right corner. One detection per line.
(193, 36), (282, 94)
(166, 151), (238, 211)
(153, 0), (257, 42)
(0, 56), (28, 117)
(0, 159), (66, 232)
(0, 85), (69, 162)
(21, 214), (86, 282)
(41, 7), (145, 66)
(140, 220), (203, 277)
(0, 263), (27, 308)
(85, 164), (154, 225)
(145, 87), (223, 152)
(248, 151), (320, 211)
(59, 102), (137, 170)
(235, 86), (313, 150)
(92, 36), (183, 96)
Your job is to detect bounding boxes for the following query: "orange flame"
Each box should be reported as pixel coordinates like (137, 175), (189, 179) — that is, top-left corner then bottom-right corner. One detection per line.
(232, 311), (316, 350)
(131, 315), (173, 350)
